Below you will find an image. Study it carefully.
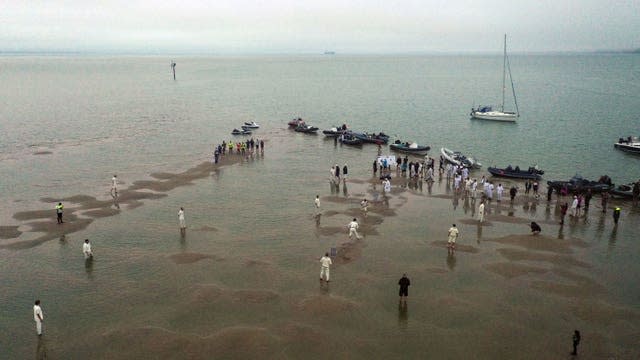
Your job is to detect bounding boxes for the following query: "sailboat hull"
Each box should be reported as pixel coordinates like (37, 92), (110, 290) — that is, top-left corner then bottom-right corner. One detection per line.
(470, 110), (517, 122)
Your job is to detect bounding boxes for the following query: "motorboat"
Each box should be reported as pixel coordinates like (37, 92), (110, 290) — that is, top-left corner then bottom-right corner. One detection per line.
(288, 118), (306, 128)
(294, 124), (319, 133)
(470, 35), (519, 122)
(488, 165), (544, 180)
(322, 124), (349, 137)
(389, 140), (430, 155)
(610, 182), (639, 199)
(243, 121), (260, 129)
(440, 147), (482, 168)
(547, 175), (614, 193)
(231, 128), (252, 135)
(339, 133), (363, 146)
(352, 131), (390, 144)
(614, 136), (640, 154)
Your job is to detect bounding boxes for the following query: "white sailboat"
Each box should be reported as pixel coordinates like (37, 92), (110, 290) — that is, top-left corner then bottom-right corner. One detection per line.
(470, 34), (520, 122)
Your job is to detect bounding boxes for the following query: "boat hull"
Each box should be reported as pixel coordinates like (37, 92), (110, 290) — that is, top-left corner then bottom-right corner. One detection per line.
(470, 110), (517, 122)
(389, 144), (430, 155)
(614, 143), (640, 154)
(440, 147), (482, 168)
(488, 167), (542, 180)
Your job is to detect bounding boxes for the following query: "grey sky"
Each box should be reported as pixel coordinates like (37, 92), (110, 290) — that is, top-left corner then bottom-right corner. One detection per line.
(1, 0), (638, 53)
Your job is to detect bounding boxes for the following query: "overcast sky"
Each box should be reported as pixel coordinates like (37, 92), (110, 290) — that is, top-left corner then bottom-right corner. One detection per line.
(1, 0), (638, 54)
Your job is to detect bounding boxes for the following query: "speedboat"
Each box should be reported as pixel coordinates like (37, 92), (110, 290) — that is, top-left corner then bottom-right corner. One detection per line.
(339, 133), (363, 146)
(243, 121), (260, 129)
(294, 124), (319, 133)
(488, 165), (544, 180)
(440, 147), (482, 168)
(352, 131), (390, 144)
(231, 128), (251, 135)
(322, 125), (349, 137)
(610, 183), (639, 199)
(614, 136), (640, 154)
(547, 174), (614, 193)
(389, 140), (430, 155)
(288, 118), (306, 128)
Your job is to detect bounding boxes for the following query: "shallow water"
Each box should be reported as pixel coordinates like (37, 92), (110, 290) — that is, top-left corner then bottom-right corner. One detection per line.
(1, 55), (639, 359)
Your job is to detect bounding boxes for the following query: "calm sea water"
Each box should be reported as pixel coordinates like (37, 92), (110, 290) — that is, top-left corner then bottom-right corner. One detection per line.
(1, 54), (639, 359)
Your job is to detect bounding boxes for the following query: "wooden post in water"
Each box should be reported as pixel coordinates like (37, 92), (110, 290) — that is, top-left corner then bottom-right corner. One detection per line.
(171, 61), (176, 80)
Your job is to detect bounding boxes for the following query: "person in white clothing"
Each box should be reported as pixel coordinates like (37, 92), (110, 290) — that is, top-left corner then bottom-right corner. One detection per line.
(496, 184), (504, 202)
(83, 238), (93, 259)
(570, 196), (578, 217)
(320, 252), (332, 282)
(348, 218), (362, 239)
(383, 178), (391, 193)
(360, 198), (369, 215)
(447, 224), (459, 251)
(33, 300), (44, 336)
(471, 179), (478, 198)
(314, 195), (321, 216)
(178, 207), (186, 234)
(111, 174), (118, 197)
(478, 201), (485, 223)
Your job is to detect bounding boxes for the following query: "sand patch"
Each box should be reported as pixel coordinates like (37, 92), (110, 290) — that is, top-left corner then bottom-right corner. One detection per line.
(0, 226), (21, 239)
(458, 218), (493, 226)
(83, 208), (121, 218)
(33, 151), (52, 155)
(333, 238), (365, 265)
(483, 262), (549, 279)
(168, 252), (218, 264)
(425, 267), (449, 274)
(487, 214), (531, 224)
(569, 300), (640, 326)
(231, 289), (280, 303)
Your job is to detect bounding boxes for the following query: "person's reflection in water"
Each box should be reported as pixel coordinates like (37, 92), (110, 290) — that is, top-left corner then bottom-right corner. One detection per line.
(463, 196), (470, 214)
(608, 226), (618, 255)
(476, 223), (483, 244)
(447, 251), (457, 271)
(35, 336), (48, 360)
(180, 234), (187, 252)
(427, 180), (433, 194)
(557, 225), (564, 240)
(398, 301), (408, 330)
(113, 197), (120, 210)
(59, 234), (66, 243)
(85, 257), (94, 280)
(342, 182), (348, 197)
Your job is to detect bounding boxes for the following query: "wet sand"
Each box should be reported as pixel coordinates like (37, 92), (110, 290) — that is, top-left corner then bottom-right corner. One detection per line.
(0, 153), (245, 249)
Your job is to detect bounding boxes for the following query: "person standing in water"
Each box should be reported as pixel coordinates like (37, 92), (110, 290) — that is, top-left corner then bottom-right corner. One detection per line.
(33, 300), (44, 336)
(360, 198), (369, 215)
(111, 174), (118, 197)
(83, 239), (93, 259)
(571, 330), (581, 355)
(613, 207), (621, 225)
(398, 274), (410, 302)
(342, 163), (348, 182)
(314, 195), (321, 216)
(319, 252), (332, 282)
(55, 202), (64, 224)
(447, 224), (459, 251)
(178, 207), (186, 235)
(478, 201), (485, 223)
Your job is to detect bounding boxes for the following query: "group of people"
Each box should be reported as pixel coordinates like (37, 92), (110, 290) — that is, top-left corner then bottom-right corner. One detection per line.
(330, 163), (348, 184)
(213, 138), (265, 163)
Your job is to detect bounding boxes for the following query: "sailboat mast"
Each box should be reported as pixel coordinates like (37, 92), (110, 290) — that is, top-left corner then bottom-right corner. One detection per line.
(501, 34), (507, 112)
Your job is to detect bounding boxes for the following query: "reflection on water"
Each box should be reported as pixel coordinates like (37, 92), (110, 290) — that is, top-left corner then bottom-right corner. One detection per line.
(446, 251), (456, 271)
(85, 257), (94, 280)
(398, 301), (408, 331)
(35, 337), (47, 360)
(476, 223), (483, 244)
(608, 227), (618, 254)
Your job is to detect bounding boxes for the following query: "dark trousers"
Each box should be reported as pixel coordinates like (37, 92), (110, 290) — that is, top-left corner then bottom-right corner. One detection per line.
(57, 213), (63, 223)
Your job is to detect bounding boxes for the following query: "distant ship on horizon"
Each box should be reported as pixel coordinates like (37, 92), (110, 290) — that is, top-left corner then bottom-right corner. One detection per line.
(324, 51), (336, 55)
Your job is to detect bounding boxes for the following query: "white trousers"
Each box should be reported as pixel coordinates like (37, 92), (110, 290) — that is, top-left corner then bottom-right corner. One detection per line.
(320, 266), (330, 281)
(349, 228), (361, 239)
(36, 321), (42, 335)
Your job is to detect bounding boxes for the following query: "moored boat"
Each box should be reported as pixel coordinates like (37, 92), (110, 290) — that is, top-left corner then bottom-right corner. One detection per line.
(352, 131), (390, 144)
(231, 128), (252, 135)
(610, 182), (640, 199)
(243, 121), (260, 129)
(547, 175), (614, 193)
(440, 147), (482, 168)
(389, 140), (430, 155)
(488, 165), (544, 180)
(614, 136), (640, 154)
(339, 133), (363, 146)
(294, 124), (319, 133)
(322, 124), (348, 137)
(288, 118), (306, 128)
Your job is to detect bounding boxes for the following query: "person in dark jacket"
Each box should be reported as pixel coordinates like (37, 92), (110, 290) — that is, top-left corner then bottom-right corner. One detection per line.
(398, 274), (411, 302)
(571, 330), (581, 355)
(613, 207), (621, 225)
